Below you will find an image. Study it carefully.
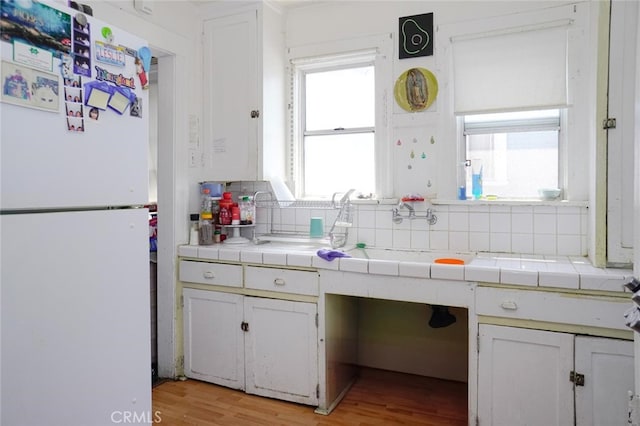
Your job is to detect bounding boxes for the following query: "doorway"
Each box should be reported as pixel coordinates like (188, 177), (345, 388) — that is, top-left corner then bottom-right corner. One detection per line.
(148, 49), (178, 381)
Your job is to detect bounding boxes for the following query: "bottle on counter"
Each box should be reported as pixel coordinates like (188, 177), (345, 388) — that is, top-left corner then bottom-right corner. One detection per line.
(198, 212), (214, 245)
(200, 188), (213, 215)
(189, 213), (199, 245)
(231, 206), (240, 225)
(218, 191), (233, 226)
(239, 195), (255, 225)
(219, 204), (232, 225)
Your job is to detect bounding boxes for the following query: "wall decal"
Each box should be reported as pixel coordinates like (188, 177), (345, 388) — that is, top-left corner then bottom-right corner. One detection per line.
(399, 13), (433, 59)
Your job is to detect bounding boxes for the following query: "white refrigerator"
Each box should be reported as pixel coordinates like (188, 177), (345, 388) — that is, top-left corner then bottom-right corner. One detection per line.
(0, 1), (151, 424)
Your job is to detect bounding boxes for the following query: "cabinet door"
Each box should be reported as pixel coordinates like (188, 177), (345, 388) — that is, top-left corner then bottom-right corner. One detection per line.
(478, 325), (574, 426)
(244, 297), (319, 406)
(183, 289), (245, 389)
(575, 336), (634, 426)
(203, 11), (258, 181)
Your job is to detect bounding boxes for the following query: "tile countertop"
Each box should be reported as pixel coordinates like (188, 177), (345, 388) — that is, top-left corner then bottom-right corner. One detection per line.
(177, 244), (634, 294)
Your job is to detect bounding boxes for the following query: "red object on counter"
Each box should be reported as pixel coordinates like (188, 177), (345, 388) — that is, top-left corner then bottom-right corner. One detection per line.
(219, 205), (231, 225)
(401, 195), (425, 202)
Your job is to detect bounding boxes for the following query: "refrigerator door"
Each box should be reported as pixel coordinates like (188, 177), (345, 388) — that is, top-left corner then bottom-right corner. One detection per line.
(0, 100), (149, 210)
(0, 0), (148, 211)
(1, 209), (151, 426)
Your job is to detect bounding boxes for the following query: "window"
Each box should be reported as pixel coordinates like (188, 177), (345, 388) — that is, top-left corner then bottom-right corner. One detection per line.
(448, 12), (573, 200)
(461, 109), (562, 199)
(301, 64), (375, 198)
(287, 36), (392, 200)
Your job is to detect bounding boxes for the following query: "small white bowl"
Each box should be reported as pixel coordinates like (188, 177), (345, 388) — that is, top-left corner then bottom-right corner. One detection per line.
(538, 188), (561, 200)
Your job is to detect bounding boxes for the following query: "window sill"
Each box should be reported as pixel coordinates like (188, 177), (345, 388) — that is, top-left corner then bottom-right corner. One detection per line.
(431, 198), (588, 208)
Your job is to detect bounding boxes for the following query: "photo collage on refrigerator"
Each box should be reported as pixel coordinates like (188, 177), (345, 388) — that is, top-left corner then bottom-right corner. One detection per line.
(0, 0), (150, 134)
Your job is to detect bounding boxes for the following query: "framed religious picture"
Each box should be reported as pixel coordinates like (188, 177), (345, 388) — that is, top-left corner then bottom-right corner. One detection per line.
(394, 67), (438, 112)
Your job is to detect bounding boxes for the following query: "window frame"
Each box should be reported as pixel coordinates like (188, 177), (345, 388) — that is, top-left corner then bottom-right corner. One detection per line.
(458, 108), (567, 200)
(298, 62), (376, 199)
(286, 35), (393, 200)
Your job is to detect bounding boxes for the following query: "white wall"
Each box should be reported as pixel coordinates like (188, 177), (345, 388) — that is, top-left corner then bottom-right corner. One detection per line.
(285, 1), (594, 202)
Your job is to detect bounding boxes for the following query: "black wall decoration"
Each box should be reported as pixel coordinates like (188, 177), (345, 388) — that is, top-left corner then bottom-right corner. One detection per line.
(399, 13), (434, 59)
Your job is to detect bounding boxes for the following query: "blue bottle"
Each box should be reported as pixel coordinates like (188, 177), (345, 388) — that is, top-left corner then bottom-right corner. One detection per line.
(471, 160), (483, 200)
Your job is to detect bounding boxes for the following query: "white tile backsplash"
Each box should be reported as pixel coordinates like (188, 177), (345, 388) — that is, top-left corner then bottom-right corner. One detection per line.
(490, 212), (511, 233)
(557, 213), (581, 235)
(469, 212), (490, 232)
(449, 231), (469, 252)
(243, 181), (588, 257)
(429, 230), (449, 250)
(393, 229), (412, 249)
(511, 211), (533, 233)
(358, 209), (376, 228)
(469, 232), (491, 252)
(449, 211), (469, 232)
(511, 233), (534, 254)
(410, 230), (429, 250)
(490, 232), (511, 253)
(534, 234), (557, 255)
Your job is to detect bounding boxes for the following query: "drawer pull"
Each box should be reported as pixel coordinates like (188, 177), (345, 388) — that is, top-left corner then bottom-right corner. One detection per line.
(273, 278), (286, 286)
(203, 271), (215, 279)
(500, 300), (518, 310)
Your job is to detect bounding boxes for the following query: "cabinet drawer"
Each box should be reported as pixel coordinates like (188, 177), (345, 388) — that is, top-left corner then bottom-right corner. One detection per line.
(476, 286), (629, 330)
(245, 266), (318, 296)
(179, 260), (243, 288)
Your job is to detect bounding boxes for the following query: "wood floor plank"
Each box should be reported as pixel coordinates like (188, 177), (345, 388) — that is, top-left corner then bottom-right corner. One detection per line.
(153, 368), (467, 425)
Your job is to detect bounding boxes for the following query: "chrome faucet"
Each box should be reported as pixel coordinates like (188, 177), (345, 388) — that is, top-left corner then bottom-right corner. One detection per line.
(392, 202), (437, 225)
(398, 201), (415, 217)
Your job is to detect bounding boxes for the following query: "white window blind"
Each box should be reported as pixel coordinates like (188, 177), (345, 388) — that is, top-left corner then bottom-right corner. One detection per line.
(452, 20), (571, 114)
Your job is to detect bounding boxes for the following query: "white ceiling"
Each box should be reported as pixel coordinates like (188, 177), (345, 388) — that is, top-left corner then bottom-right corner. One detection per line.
(189, 0), (324, 11)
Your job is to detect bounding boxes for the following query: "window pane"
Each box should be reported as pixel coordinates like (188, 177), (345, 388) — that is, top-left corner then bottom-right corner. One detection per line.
(305, 66), (374, 131)
(303, 133), (374, 198)
(466, 130), (558, 198)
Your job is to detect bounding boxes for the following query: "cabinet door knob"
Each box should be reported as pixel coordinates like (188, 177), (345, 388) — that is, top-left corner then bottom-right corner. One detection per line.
(273, 278), (286, 286)
(500, 300), (518, 310)
(203, 271), (215, 279)
(250, 110), (260, 118)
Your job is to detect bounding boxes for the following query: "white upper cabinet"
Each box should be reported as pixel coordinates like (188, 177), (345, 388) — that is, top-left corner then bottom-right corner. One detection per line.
(202, 5), (285, 182)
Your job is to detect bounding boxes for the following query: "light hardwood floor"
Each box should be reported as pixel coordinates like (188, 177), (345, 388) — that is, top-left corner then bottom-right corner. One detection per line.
(152, 368), (467, 425)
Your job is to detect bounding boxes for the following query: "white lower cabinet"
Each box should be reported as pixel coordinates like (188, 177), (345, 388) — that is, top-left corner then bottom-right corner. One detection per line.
(183, 288), (319, 406)
(183, 289), (245, 389)
(574, 335), (635, 425)
(478, 324), (633, 426)
(244, 296), (319, 405)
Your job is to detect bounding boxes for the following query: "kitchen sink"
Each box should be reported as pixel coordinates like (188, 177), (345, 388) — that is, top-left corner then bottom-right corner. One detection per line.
(345, 247), (475, 264)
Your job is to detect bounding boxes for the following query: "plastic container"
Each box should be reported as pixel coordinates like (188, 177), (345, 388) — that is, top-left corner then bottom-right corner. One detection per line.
(200, 188), (212, 216)
(198, 213), (214, 245)
(200, 181), (223, 198)
(189, 213), (199, 245)
(239, 195), (255, 225)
